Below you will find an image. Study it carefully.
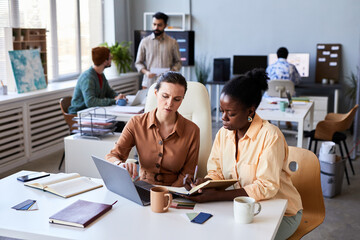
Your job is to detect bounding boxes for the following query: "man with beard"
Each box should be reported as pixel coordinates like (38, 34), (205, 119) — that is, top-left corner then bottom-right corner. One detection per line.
(68, 46), (126, 114)
(135, 12), (182, 89)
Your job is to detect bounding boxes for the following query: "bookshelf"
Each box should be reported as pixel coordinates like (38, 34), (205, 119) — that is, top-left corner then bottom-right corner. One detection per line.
(143, 12), (191, 31)
(11, 28), (48, 83)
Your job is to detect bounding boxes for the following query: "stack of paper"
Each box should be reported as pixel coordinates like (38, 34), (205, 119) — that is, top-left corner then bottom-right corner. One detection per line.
(108, 106), (144, 114)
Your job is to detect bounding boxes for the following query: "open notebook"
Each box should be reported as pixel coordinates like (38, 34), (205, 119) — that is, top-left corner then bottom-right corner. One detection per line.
(24, 172), (102, 198)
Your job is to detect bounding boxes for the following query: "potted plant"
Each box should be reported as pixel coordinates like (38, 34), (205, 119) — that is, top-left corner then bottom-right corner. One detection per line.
(344, 68), (359, 110)
(100, 41), (132, 74)
(195, 55), (210, 85)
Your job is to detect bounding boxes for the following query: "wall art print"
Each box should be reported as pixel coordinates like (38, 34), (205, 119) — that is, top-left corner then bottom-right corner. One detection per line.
(8, 49), (47, 93)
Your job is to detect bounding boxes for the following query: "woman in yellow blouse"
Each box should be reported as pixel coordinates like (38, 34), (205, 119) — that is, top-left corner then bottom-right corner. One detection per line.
(186, 69), (302, 240)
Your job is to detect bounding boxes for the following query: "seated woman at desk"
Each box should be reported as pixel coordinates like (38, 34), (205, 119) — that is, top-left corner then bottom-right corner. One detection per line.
(185, 69), (302, 240)
(106, 72), (200, 187)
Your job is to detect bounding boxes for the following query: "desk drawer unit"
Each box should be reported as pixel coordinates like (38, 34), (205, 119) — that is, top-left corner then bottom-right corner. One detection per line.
(302, 96), (328, 130)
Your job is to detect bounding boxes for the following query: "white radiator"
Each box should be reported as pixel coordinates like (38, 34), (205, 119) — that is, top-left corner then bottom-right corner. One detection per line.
(0, 106), (26, 166)
(109, 77), (138, 95)
(28, 98), (69, 153)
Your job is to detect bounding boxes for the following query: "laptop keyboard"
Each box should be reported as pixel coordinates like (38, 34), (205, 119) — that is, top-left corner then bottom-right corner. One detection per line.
(135, 180), (153, 191)
(135, 185), (150, 204)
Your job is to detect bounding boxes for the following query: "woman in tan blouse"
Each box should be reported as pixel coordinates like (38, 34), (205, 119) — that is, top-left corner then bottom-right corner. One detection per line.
(106, 72), (200, 187)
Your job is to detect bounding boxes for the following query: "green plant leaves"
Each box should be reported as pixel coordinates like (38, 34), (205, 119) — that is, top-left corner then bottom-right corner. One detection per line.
(100, 41), (133, 73)
(195, 55), (210, 85)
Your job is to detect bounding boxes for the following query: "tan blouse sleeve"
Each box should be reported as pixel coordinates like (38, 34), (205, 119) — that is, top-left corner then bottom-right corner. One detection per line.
(105, 118), (136, 163)
(171, 126), (200, 187)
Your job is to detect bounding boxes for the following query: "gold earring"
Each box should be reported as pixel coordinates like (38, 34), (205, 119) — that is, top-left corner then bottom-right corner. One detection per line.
(248, 116), (253, 122)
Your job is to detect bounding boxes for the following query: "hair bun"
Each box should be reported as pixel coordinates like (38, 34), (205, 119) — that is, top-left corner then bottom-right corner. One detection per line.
(247, 68), (269, 92)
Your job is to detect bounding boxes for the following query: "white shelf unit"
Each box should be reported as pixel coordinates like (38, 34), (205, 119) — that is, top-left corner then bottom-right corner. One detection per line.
(143, 12), (191, 31)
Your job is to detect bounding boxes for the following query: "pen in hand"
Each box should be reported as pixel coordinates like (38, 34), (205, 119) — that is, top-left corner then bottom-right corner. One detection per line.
(183, 174), (189, 186)
(193, 165), (198, 184)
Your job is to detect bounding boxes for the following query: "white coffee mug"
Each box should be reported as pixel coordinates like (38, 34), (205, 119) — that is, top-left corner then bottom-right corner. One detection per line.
(233, 196), (261, 224)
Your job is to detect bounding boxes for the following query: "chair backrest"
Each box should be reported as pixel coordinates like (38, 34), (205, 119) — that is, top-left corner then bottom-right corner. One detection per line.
(315, 104), (359, 140)
(59, 96), (77, 132)
(266, 79), (295, 98)
(145, 81), (212, 178)
(287, 146), (325, 239)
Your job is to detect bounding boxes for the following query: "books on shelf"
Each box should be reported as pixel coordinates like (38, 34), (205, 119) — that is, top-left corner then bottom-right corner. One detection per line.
(49, 199), (115, 228)
(164, 179), (238, 196)
(24, 173), (103, 198)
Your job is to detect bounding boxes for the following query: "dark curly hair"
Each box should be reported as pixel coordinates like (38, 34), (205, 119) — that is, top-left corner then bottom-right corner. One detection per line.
(153, 12), (169, 25)
(221, 68), (269, 109)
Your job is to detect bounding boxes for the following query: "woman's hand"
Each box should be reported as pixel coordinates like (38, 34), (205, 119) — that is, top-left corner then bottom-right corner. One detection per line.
(183, 176), (211, 191)
(185, 188), (226, 203)
(185, 188), (249, 203)
(119, 162), (138, 179)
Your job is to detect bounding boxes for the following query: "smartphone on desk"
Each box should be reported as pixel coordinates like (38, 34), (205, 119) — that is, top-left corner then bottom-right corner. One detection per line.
(17, 172), (50, 182)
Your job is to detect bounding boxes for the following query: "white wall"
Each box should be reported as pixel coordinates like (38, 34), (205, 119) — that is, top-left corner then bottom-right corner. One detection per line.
(127, 0), (360, 83)
(108, 0), (360, 112)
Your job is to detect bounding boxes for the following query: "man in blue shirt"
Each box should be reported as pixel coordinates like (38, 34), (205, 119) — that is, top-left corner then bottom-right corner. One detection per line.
(266, 47), (301, 85)
(68, 47), (126, 114)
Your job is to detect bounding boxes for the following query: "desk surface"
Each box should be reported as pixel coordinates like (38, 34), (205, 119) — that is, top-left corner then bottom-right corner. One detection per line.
(296, 82), (341, 89)
(257, 99), (313, 122)
(257, 98), (314, 147)
(0, 171), (287, 240)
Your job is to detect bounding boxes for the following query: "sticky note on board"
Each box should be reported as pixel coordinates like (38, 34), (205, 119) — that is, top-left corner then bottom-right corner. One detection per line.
(317, 45), (325, 49)
(322, 51), (330, 55)
(330, 53), (338, 58)
(318, 58), (326, 62)
(329, 62), (337, 66)
(331, 46), (340, 50)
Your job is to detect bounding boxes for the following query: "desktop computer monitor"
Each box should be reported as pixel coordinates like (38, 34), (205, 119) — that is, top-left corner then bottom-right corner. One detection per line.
(233, 55), (268, 75)
(268, 53), (310, 77)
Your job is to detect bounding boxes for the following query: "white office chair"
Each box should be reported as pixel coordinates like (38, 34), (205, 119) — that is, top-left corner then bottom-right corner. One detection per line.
(267, 79), (295, 98)
(266, 79), (297, 136)
(145, 81), (212, 178)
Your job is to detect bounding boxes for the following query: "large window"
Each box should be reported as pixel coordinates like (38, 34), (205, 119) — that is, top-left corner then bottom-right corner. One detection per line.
(1, 0), (103, 84)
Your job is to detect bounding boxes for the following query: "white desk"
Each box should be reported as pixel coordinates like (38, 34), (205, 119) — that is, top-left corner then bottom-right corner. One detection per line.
(257, 99), (314, 148)
(1, 171), (287, 240)
(64, 133), (136, 178)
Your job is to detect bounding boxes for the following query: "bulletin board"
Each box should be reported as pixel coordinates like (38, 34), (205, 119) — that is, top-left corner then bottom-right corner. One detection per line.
(315, 44), (342, 83)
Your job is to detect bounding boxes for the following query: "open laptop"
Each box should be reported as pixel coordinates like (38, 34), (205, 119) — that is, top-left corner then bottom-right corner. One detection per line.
(92, 155), (153, 206)
(128, 89), (148, 106)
